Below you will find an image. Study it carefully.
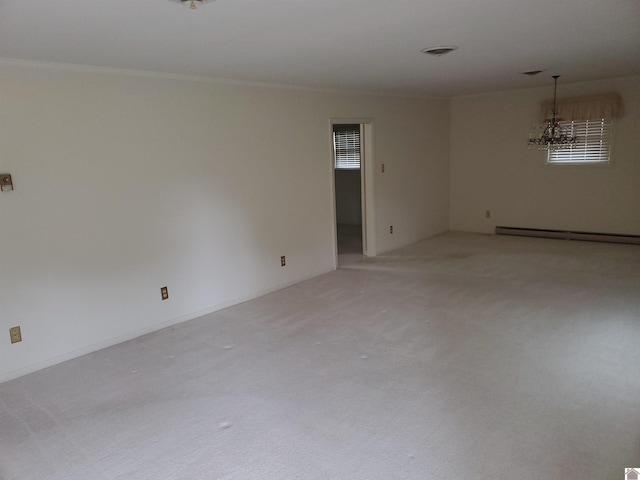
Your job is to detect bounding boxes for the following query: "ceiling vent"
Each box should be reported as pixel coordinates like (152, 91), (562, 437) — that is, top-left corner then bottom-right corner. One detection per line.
(421, 46), (458, 57)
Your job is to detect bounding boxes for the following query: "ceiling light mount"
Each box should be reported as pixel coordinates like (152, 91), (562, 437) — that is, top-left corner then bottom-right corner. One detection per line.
(527, 75), (577, 150)
(421, 46), (458, 57)
(169, 0), (215, 9)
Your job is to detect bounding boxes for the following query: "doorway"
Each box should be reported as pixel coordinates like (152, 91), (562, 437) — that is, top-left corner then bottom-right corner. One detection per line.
(332, 121), (375, 267)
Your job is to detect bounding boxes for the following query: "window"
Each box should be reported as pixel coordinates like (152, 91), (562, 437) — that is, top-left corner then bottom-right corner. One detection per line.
(333, 124), (361, 169)
(547, 118), (613, 165)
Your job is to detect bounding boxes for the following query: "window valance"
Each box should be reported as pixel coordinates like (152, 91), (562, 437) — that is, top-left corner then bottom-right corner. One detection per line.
(540, 93), (624, 122)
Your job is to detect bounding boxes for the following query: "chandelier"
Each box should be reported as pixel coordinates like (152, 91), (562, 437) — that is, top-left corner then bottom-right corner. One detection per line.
(170, 0), (215, 9)
(528, 75), (577, 150)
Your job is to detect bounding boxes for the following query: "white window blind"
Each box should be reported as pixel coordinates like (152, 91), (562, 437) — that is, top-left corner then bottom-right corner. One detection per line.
(547, 119), (612, 165)
(333, 124), (361, 169)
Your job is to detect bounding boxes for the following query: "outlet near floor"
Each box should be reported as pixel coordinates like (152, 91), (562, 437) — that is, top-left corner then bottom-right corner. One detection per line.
(281, 256), (286, 267)
(161, 286), (169, 301)
(9, 326), (22, 344)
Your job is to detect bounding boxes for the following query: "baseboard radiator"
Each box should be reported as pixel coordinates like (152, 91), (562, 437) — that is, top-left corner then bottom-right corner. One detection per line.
(495, 226), (640, 245)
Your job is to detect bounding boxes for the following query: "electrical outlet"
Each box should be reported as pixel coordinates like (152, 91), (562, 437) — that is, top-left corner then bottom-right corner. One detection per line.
(485, 210), (491, 219)
(281, 256), (286, 267)
(390, 225), (393, 234)
(161, 286), (169, 300)
(9, 326), (22, 344)
(381, 163), (385, 173)
(1, 174), (14, 192)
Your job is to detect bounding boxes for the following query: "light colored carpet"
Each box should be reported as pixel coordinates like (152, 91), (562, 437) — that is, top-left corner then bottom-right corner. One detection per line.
(1, 232), (640, 480)
(337, 223), (364, 267)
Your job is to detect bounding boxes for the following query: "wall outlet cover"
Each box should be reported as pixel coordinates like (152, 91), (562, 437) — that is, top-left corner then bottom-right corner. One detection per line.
(10, 326), (22, 344)
(1, 174), (13, 192)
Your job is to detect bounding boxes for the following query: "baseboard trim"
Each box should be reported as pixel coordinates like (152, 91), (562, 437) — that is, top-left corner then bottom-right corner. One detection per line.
(495, 226), (640, 245)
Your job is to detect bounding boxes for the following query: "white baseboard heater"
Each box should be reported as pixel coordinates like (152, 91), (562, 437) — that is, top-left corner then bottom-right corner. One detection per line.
(495, 226), (640, 245)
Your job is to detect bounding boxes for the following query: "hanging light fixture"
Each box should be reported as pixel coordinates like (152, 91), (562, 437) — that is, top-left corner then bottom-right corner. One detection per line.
(528, 75), (577, 150)
(169, 0), (215, 10)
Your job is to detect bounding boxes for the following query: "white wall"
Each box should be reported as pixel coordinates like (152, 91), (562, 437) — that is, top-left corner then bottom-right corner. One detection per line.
(450, 76), (640, 235)
(0, 63), (450, 382)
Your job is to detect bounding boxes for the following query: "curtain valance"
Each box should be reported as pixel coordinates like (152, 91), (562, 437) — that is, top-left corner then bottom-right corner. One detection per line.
(540, 93), (624, 121)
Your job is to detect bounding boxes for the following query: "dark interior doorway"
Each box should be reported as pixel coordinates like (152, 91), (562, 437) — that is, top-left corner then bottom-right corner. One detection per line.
(333, 124), (364, 266)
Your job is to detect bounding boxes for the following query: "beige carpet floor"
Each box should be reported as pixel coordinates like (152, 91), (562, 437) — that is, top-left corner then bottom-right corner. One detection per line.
(337, 223), (364, 267)
(1, 232), (639, 480)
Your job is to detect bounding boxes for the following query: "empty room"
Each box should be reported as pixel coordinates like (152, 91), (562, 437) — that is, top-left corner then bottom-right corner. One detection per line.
(1, 1), (639, 479)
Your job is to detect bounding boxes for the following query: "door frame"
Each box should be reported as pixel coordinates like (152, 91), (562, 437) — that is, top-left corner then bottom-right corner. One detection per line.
(330, 118), (376, 268)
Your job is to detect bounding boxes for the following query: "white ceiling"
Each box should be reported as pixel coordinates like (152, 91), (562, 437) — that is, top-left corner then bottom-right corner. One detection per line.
(1, 0), (639, 97)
